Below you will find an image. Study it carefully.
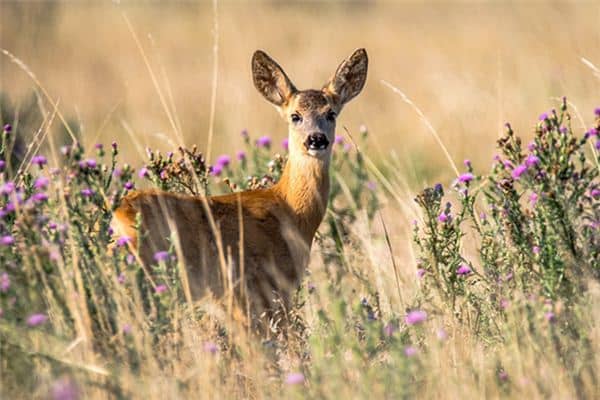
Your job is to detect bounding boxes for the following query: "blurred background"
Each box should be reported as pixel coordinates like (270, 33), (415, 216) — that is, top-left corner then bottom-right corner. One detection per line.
(1, 1), (599, 184)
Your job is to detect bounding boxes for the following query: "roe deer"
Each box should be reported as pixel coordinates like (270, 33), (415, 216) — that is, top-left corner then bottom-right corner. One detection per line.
(112, 48), (368, 329)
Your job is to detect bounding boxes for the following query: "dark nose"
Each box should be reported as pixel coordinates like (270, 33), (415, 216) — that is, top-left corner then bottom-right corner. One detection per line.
(304, 132), (330, 150)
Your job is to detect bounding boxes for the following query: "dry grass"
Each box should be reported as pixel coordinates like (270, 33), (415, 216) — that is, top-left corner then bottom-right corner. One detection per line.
(0, 2), (599, 399)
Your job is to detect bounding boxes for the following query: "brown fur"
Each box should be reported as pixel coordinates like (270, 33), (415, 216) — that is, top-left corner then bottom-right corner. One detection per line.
(112, 49), (367, 330)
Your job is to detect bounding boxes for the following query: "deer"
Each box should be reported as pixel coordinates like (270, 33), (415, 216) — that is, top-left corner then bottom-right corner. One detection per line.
(112, 48), (368, 331)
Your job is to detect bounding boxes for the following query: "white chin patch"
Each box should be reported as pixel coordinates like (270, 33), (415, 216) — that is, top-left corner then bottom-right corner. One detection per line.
(307, 149), (327, 157)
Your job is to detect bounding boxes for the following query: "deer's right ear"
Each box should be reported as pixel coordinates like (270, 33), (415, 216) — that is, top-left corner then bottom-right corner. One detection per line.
(252, 50), (297, 107)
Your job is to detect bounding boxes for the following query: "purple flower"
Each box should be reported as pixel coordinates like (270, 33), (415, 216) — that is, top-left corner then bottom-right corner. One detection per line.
(236, 151), (246, 161)
(122, 324), (132, 335)
(94, 143), (103, 151)
(594, 107), (600, 117)
(512, 164), (528, 179)
(32, 192), (49, 203)
(85, 159), (97, 168)
(32, 155), (47, 167)
(463, 159), (471, 168)
(532, 246), (540, 255)
(210, 164), (223, 176)
(366, 181), (377, 191)
(404, 346), (418, 357)
(457, 173), (474, 183)
(34, 176), (50, 190)
(545, 311), (556, 323)
(334, 135), (344, 145)
(80, 188), (94, 197)
(27, 313), (48, 327)
(282, 138), (289, 150)
(51, 377), (79, 400)
(204, 341), (218, 354)
(3, 124), (12, 133)
(456, 264), (472, 276)
(284, 372), (305, 385)
(437, 328), (448, 341)
(1, 235), (14, 246)
(498, 371), (509, 381)
(416, 268), (426, 279)
(240, 129), (249, 139)
(438, 212), (449, 223)
(500, 299), (509, 310)
(154, 251), (169, 262)
(256, 135), (271, 148)
(116, 272), (126, 285)
(529, 192), (539, 206)
(0, 272), (10, 292)
(538, 112), (549, 121)
(595, 140), (600, 150)
(116, 236), (131, 247)
(155, 284), (167, 294)
(124, 181), (134, 190)
(0, 160), (5, 171)
(1, 181), (15, 195)
(405, 310), (427, 325)
(591, 188), (600, 199)
(383, 322), (396, 337)
(587, 128), (598, 137)
(525, 155), (539, 167)
(216, 154), (231, 167)
(138, 167), (149, 178)
(111, 141), (118, 151)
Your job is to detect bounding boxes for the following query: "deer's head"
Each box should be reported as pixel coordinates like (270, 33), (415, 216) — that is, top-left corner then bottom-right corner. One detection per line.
(252, 49), (368, 161)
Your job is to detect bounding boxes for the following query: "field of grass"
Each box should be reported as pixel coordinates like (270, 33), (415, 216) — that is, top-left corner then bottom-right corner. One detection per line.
(1, 2), (599, 399)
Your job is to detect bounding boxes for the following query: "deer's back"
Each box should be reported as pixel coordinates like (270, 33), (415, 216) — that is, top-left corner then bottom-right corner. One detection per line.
(113, 189), (309, 314)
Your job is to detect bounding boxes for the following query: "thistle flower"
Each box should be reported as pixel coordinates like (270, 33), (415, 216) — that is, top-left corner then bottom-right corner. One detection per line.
(236, 151), (246, 161)
(416, 268), (426, 279)
(216, 154), (231, 167)
(26, 313), (48, 327)
(512, 164), (528, 179)
(366, 181), (377, 191)
(404, 346), (418, 357)
(457, 172), (474, 183)
(0, 272), (10, 292)
(538, 112), (549, 121)
(282, 138), (289, 150)
(210, 164), (223, 176)
(532, 246), (540, 254)
(154, 251), (169, 262)
(438, 212), (449, 223)
(594, 107), (600, 117)
(3, 124), (11, 133)
(34, 176), (50, 190)
(50, 377), (79, 400)
(529, 192), (539, 207)
(117, 272), (126, 284)
(334, 135), (344, 145)
(80, 188), (94, 197)
(0, 160), (5, 172)
(405, 310), (427, 325)
(1, 181), (15, 195)
(122, 324), (132, 335)
(155, 284), (167, 294)
(32, 192), (49, 203)
(124, 181), (134, 190)
(545, 311), (556, 323)
(32, 155), (47, 167)
(256, 135), (271, 148)
(240, 129), (249, 139)
(138, 166), (149, 178)
(456, 264), (472, 275)
(204, 341), (218, 354)
(525, 155), (539, 167)
(284, 372), (305, 385)
(116, 236), (131, 247)
(383, 322), (396, 337)
(437, 328), (448, 341)
(1, 235), (14, 246)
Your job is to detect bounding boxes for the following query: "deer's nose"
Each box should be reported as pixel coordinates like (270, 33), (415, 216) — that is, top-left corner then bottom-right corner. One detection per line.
(304, 132), (330, 151)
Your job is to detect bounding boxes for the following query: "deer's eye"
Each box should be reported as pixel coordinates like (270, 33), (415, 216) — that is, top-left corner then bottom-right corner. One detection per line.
(326, 110), (337, 122)
(290, 113), (302, 124)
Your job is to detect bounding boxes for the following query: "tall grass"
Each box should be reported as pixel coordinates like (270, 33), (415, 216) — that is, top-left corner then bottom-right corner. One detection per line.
(0, 100), (598, 399)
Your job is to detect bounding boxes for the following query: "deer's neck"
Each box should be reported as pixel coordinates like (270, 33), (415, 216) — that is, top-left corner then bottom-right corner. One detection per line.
(274, 152), (330, 243)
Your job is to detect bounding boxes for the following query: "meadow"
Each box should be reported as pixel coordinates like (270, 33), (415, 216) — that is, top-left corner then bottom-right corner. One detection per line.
(1, 2), (599, 399)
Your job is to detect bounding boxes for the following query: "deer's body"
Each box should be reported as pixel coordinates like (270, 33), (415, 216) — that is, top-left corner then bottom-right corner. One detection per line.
(112, 49), (367, 326)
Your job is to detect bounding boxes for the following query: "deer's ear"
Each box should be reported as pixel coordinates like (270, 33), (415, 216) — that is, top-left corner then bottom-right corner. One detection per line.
(252, 50), (297, 107)
(324, 48), (368, 107)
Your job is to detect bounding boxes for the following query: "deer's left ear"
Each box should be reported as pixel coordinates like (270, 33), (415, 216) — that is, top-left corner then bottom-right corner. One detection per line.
(323, 48), (368, 107)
